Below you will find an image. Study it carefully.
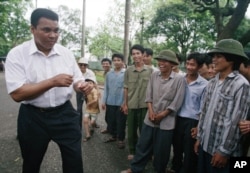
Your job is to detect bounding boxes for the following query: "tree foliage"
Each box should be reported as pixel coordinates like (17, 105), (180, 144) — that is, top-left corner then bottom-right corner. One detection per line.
(54, 5), (82, 53)
(0, 0), (32, 56)
(144, 2), (216, 58)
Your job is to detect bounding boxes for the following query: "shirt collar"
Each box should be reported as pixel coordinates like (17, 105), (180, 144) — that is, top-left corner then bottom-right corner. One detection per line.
(215, 70), (238, 80)
(157, 70), (175, 79)
(110, 68), (126, 73)
(131, 64), (148, 72)
(29, 39), (60, 57)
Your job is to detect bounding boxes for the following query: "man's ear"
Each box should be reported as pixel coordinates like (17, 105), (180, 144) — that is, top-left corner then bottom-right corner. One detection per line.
(30, 25), (35, 34)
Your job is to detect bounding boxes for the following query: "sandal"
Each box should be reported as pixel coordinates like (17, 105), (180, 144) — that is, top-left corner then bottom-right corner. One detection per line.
(117, 141), (125, 149)
(104, 137), (116, 143)
(101, 129), (108, 134)
(83, 136), (91, 142)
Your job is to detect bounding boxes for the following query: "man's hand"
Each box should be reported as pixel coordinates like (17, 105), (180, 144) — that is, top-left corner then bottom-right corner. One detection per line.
(52, 74), (73, 87)
(78, 81), (93, 95)
(102, 104), (106, 110)
(121, 104), (128, 115)
(194, 140), (200, 155)
(211, 152), (228, 168)
(154, 111), (166, 124)
(191, 127), (198, 139)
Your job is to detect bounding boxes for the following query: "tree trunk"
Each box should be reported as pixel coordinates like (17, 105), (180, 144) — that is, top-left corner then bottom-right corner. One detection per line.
(218, 0), (250, 41)
(123, 0), (131, 65)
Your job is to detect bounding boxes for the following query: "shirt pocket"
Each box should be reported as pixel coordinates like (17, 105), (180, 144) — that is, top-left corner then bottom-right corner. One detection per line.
(128, 78), (137, 89)
(142, 78), (149, 88)
(214, 92), (233, 116)
(117, 76), (124, 88)
(191, 92), (200, 111)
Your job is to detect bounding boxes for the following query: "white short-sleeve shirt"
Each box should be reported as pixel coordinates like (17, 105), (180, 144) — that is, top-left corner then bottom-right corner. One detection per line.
(5, 39), (84, 107)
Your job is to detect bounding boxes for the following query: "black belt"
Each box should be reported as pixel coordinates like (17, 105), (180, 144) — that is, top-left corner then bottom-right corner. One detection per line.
(27, 100), (70, 112)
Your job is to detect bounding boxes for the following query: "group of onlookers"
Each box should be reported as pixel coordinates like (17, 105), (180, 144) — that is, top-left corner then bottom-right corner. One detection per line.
(77, 40), (250, 173)
(119, 40), (250, 173)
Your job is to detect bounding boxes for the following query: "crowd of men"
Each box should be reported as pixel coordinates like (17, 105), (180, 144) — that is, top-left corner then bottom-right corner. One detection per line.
(4, 8), (250, 173)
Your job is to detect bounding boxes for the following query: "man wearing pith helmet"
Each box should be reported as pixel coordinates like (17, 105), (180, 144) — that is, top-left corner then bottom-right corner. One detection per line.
(121, 49), (185, 173)
(195, 39), (249, 173)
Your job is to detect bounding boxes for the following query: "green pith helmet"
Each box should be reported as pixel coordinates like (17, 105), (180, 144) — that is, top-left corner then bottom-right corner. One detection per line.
(207, 39), (248, 60)
(154, 50), (179, 65)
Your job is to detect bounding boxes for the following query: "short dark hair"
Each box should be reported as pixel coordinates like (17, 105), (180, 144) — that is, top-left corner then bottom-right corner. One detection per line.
(144, 48), (153, 56)
(31, 8), (59, 27)
(112, 53), (124, 61)
(187, 52), (204, 66)
(130, 44), (144, 55)
(200, 53), (213, 67)
(222, 53), (242, 71)
(101, 58), (112, 65)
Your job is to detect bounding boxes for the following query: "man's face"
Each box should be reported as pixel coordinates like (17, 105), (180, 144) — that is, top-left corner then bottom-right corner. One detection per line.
(185, 58), (200, 75)
(199, 64), (209, 80)
(143, 53), (152, 65)
(78, 63), (88, 73)
(131, 49), (143, 64)
(207, 63), (216, 79)
(112, 57), (123, 69)
(102, 61), (111, 72)
(157, 59), (173, 73)
(31, 17), (59, 54)
(212, 53), (233, 73)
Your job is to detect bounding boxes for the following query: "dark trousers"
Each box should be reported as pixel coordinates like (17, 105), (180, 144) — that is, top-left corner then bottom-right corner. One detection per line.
(127, 108), (147, 154)
(172, 116), (198, 173)
(106, 105), (127, 141)
(18, 101), (83, 173)
(197, 146), (229, 173)
(76, 92), (85, 127)
(131, 124), (173, 173)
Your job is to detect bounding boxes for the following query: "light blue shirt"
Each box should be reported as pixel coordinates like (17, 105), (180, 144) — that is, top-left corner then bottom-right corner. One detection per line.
(178, 75), (208, 120)
(102, 68), (125, 106)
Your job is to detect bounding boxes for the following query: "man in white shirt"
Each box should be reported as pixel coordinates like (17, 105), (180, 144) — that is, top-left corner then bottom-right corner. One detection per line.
(5, 8), (91, 173)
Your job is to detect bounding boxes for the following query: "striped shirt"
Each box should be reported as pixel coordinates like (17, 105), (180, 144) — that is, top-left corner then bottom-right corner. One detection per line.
(197, 71), (249, 157)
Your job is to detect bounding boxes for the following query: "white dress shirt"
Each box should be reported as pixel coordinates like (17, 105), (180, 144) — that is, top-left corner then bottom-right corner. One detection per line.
(5, 39), (84, 107)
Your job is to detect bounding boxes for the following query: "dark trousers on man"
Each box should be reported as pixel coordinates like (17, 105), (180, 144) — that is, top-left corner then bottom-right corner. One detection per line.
(127, 108), (147, 155)
(76, 92), (85, 127)
(18, 101), (83, 173)
(106, 105), (127, 141)
(131, 124), (173, 173)
(172, 116), (198, 173)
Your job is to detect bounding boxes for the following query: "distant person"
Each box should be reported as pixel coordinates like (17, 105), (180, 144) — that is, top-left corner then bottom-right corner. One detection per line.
(238, 51), (250, 156)
(199, 53), (216, 80)
(172, 53), (186, 76)
(122, 44), (153, 160)
(76, 57), (96, 118)
(4, 8), (92, 173)
(100, 58), (112, 134)
(101, 58), (112, 78)
(83, 77), (100, 142)
(143, 48), (158, 71)
(102, 53), (126, 149)
(195, 39), (249, 173)
(121, 50), (185, 173)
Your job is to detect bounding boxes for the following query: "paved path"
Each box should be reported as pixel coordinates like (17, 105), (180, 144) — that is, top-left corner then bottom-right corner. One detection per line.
(0, 72), (155, 173)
